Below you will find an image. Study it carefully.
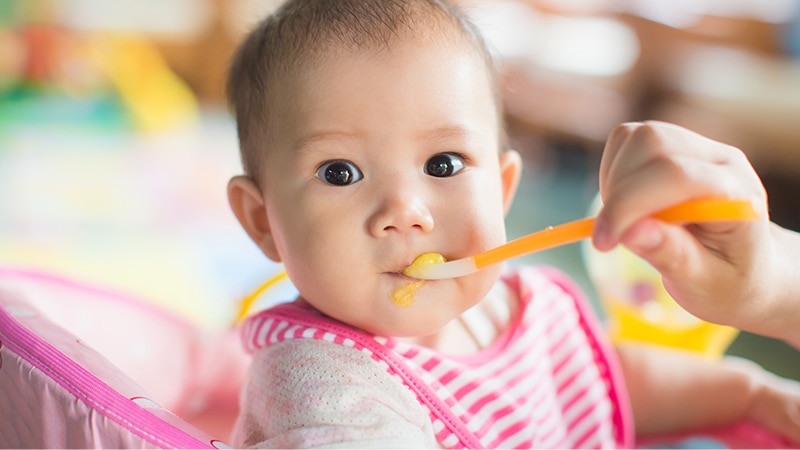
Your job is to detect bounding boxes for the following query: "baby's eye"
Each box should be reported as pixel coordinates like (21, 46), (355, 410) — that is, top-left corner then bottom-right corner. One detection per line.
(316, 160), (363, 186)
(425, 153), (465, 178)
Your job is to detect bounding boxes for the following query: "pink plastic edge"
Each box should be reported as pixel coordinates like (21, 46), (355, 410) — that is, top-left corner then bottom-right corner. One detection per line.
(0, 272), (213, 448)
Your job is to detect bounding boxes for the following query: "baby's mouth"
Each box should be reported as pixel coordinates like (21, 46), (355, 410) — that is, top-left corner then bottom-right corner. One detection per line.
(390, 266), (418, 281)
(400, 252), (447, 279)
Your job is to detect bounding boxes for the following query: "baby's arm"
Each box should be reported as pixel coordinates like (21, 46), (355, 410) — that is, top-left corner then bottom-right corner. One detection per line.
(593, 121), (800, 347)
(233, 339), (435, 448)
(616, 343), (800, 444)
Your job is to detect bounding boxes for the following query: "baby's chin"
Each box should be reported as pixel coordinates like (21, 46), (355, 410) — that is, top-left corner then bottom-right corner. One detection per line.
(298, 275), (496, 339)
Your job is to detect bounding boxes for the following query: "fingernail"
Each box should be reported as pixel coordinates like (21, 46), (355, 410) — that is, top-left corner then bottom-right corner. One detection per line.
(592, 218), (611, 250)
(627, 223), (664, 252)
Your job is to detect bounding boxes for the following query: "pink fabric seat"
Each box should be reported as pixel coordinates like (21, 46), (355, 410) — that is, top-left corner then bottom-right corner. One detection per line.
(0, 268), (247, 448)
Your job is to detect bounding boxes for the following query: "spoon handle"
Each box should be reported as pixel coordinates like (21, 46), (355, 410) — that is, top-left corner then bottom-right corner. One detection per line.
(413, 198), (758, 280)
(474, 198), (757, 270)
(474, 218), (594, 269)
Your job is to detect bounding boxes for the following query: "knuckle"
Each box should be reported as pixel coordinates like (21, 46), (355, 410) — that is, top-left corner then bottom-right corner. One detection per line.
(607, 121), (640, 142)
(652, 153), (694, 185)
(631, 121), (667, 147)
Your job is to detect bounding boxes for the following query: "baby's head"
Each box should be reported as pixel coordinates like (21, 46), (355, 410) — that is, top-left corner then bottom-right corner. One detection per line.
(227, 0), (522, 337)
(228, 0), (501, 179)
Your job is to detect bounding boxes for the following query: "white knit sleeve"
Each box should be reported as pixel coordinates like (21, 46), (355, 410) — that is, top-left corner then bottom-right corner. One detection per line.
(232, 339), (438, 449)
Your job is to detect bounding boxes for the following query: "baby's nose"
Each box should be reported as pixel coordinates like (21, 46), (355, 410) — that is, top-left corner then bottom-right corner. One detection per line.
(367, 186), (434, 237)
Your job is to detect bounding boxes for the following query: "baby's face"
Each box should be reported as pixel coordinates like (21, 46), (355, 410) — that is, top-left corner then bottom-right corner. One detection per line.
(256, 37), (519, 337)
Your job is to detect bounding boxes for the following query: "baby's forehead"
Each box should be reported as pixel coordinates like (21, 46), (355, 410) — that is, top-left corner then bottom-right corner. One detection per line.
(272, 41), (497, 134)
(271, 34), (496, 117)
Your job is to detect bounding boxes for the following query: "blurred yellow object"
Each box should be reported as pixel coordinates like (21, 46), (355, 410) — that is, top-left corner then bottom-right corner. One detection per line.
(236, 271), (289, 324)
(88, 33), (198, 132)
(604, 295), (739, 356)
(582, 195), (740, 358)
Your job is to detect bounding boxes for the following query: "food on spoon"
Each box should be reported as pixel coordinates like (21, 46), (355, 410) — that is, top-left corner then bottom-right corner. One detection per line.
(390, 253), (446, 307)
(402, 252), (446, 279)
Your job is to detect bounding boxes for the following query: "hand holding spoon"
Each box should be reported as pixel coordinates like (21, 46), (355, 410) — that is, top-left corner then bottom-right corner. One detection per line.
(403, 198), (759, 280)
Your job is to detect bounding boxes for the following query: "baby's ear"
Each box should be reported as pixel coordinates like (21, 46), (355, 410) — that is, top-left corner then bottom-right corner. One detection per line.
(499, 149), (522, 215)
(227, 176), (281, 262)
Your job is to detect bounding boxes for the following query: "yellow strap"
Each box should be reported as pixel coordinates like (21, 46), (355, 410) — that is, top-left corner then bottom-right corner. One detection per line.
(235, 271), (289, 324)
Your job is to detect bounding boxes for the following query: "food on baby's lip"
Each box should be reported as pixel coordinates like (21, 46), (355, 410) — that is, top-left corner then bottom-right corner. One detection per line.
(402, 252), (446, 278)
(390, 253), (446, 308)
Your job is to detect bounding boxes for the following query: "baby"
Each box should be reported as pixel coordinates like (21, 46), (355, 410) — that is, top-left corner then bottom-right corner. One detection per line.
(225, 0), (800, 447)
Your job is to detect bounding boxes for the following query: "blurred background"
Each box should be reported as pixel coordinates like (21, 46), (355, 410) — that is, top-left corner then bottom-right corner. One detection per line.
(1, 0), (798, 377)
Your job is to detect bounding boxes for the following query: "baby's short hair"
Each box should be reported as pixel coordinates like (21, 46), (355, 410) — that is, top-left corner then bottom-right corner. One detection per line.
(227, 0), (499, 179)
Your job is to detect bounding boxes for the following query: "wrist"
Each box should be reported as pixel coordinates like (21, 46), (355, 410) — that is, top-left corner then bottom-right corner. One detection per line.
(759, 224), (800, 345)
(724, 223), (799, 344)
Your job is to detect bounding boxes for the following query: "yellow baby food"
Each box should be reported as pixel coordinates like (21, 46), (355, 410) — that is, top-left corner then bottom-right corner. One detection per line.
(391, 281), (424, 308)
(391, 253), (446, 307)
(402, 252), (446, 278)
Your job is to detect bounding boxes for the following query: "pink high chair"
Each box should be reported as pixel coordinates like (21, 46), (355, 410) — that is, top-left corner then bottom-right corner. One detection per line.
(0, 267), (248, 448)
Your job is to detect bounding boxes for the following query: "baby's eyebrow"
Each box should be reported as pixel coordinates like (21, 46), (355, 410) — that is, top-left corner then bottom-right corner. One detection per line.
(292, 126), (478, 156)
(293, 131), (362, 154)
(417, 125), (476, 144)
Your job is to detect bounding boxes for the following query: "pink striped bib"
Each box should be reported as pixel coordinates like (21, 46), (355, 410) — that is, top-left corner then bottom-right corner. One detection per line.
(241, 266), (633, 448)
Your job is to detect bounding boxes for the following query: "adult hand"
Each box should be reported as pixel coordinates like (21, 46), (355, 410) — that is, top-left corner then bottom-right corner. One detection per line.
(592, 121), (798, 345)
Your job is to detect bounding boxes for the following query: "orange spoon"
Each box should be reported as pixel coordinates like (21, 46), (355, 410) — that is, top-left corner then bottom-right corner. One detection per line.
(403, 198), (758, 280)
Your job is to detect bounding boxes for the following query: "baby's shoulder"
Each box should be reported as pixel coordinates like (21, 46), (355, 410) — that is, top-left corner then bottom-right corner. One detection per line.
(248, 338), (402, 393)
(244, 337), (431, 425)
(248, 337), (370, 382)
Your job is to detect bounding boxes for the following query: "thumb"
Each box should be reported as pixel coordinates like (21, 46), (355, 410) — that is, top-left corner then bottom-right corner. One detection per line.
(620, 218), (707, 285)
